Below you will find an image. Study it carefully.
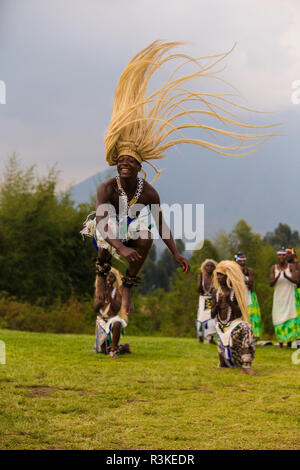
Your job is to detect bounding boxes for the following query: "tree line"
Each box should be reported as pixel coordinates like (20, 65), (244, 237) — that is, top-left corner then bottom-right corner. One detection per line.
(0, 155), (299, 337)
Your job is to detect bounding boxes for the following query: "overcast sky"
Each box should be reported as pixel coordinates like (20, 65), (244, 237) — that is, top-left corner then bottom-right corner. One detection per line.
(1, 0), (300, 193)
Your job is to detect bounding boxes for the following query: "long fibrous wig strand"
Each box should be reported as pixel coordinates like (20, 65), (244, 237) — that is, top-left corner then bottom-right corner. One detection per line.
(105, 40), (279, 173)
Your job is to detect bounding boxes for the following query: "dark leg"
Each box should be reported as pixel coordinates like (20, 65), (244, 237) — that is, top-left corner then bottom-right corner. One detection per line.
(97, 247), (112, 263)
(108, 321), (122, 358)
(209, 335), (216, 345)
(239, 324), (258, 375)
(218, 352), (228, 368)
(122, 232), (153, 315)
(111, 321), (122, 348)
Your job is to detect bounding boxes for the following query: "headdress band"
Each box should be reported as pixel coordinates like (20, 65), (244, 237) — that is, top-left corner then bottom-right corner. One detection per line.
(234, 253), (247, 261)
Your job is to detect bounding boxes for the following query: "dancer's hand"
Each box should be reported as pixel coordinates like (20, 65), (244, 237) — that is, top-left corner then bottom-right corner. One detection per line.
(174, 253), (190, 274)
(119, 246), (142, 263)
(222, 291), (232, 303)
(223, 291), (231, 298)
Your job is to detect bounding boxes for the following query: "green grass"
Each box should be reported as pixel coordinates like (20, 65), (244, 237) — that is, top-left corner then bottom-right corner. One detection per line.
(0, 329), (299, 450)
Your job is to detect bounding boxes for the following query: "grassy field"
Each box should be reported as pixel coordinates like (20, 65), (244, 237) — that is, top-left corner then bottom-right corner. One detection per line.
(0, 328), (299, 450)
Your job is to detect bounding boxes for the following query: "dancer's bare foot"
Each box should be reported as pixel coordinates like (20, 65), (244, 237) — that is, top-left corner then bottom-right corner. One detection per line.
(108, 346), (120, 359)
(241, 367), (259, 376)
(122, 286), (134, 315)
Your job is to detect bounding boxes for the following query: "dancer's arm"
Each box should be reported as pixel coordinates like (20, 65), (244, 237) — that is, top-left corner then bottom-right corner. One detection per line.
(246, 268), (254, 291)
(211, 290), (219, 318)
(283, 264), (298, 284)
(110, 289), (122, 315)
(270, 265), (280, 287)
(93, 276), (105, 313)
(226, 293), (242, 316)
(197, 273), (204, 294)
(296, 263), (300, 284)
(150, 192), (190, 274)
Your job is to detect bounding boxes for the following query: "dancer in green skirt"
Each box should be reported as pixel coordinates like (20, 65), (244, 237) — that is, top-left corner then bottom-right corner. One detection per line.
(286, 248), (300, 288)
(286, 250), (300, 343)
(235, 253), (262, 338)
(270, 248), (300, 348)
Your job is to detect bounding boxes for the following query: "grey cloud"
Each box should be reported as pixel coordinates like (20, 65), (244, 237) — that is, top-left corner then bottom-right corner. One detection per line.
(0, 0), (300, 195)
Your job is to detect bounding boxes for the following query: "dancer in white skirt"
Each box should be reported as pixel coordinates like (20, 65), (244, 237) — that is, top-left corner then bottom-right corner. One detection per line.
(196, 259), (217, 344)
(270, 248), (300, 347)
(211, 261), (257, 375)
(94, 268), (131, 358)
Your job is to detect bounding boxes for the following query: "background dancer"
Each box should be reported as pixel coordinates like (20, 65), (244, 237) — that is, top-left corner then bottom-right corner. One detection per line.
(286, 249), (300, 348)
(270, 248), (300, 348)
(94, 267), (131, 358)
(211, 261), (257, 375)
(286, 248), (300, 287)
(196, 259), (217, 344)
(235, 252), (261, 338)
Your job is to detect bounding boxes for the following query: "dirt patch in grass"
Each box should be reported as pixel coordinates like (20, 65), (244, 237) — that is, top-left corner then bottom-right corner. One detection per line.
(15, 384), (99, 397)
(26, 386), (57, 398)
(76, 389), (103, 396)
(195, 386), (214, 393)
(126, 398), (149, 403)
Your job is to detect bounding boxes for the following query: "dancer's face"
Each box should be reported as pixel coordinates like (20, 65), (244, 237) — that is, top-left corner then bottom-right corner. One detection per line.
(107, 272), (116, 286)
(205, 262), (215, 274)
(117, 155), (141, 179)
(277, 253), (287, 265)
(217, 272), (227, 286)
(237, 258), (246, 268)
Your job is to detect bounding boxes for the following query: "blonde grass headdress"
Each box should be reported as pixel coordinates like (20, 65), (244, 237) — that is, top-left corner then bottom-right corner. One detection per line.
(200, 259), (217, 274)
(109, 267), (123, 289)
(94, 267), (126, 317)
(105, 40), (278, 184)
(213, 260), (249, 323)
(94, 267), (123, 290)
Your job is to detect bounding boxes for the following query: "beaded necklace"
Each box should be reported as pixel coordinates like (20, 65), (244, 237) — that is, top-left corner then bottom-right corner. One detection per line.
(216, 289), (235, 325)
(116, 176), (144, 217)
(115, 176), (144, 241)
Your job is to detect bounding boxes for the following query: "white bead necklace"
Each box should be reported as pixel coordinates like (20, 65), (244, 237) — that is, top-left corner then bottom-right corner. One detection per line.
(216, 289), (235, 325)
(116, 176), (144, 219)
